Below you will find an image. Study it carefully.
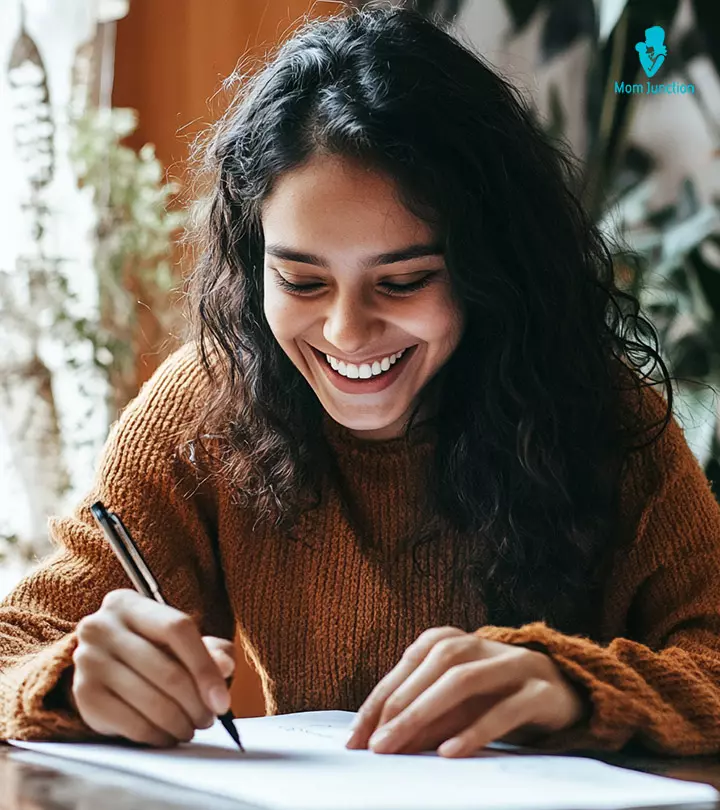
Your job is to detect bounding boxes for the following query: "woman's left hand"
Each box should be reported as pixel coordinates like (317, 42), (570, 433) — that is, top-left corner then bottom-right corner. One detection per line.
(345, 626), (587, 757)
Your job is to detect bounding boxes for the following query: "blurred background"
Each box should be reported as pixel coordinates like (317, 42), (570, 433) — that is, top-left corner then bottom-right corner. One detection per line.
(0, 0), (718, 716)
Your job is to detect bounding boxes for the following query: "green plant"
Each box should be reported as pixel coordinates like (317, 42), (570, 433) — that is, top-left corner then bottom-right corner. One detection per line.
(0, 533), (19, 565)
(515, 0), (720, 481)
(403, 0), (720, 486)
(0, 106), (184, 562)
(69, 107), (186, 415)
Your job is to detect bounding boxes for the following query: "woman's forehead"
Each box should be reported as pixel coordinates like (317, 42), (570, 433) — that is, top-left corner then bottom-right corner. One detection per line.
(261, 155), (437, 256)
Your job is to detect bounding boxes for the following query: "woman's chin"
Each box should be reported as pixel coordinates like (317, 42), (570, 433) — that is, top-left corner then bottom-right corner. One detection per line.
(331, 411), (412, 441)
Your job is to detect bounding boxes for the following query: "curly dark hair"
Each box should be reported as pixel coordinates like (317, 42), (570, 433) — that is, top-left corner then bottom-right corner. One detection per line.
(183, 3), (672, 634)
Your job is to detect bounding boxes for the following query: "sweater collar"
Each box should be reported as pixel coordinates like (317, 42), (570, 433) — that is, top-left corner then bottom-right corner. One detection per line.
(321, 411), (436, 458)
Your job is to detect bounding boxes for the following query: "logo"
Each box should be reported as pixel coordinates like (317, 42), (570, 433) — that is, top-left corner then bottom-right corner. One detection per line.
(635, 26), (667, 78)
(614, 24), (694, 95)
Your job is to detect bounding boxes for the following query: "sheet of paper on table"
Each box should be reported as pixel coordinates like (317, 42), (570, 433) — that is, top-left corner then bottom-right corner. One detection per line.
(10, 711), (719, 810)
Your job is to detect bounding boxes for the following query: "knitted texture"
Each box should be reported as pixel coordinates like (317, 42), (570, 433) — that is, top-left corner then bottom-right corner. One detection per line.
(2, 345), (720, 754)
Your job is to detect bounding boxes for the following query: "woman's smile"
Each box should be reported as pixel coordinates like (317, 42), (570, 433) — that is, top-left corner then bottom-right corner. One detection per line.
(309, 343), (419, 395)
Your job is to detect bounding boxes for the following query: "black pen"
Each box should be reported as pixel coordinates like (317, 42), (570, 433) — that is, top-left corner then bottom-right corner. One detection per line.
(90, 500), (244, 752)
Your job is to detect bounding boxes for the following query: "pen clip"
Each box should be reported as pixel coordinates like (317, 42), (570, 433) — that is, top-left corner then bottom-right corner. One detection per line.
(108, 512), (167, 605)
(90, 501), (166, 605)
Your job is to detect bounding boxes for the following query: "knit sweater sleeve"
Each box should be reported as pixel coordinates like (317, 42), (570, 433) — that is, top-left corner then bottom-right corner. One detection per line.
(0, 345), (234, 741)
(476, 387), (720, 755)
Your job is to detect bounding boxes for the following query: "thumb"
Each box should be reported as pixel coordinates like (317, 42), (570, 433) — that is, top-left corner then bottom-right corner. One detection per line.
(202, 636), (236, 680)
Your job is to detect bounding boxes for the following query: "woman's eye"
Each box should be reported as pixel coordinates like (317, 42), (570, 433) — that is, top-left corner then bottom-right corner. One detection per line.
(271, 271), (437, 296)
(273, 276), (325, 294)
(380, 274), (436, 295)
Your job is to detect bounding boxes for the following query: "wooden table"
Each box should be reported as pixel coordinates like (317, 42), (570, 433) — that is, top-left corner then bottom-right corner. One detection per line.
(1, 743), (719, 809)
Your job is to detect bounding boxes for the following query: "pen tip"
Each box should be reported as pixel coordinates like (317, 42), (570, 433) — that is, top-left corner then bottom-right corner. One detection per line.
(220, 712), (245, 752)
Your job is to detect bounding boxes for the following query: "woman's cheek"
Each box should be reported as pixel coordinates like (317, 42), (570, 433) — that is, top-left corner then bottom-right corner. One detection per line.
(264, 293), (302, 340)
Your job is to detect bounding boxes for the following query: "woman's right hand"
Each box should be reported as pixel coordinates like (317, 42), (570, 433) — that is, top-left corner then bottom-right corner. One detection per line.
(70, 589), (236, 747)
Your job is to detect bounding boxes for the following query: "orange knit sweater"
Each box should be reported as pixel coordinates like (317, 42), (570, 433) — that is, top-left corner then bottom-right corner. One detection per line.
(2, 345), (720, 755)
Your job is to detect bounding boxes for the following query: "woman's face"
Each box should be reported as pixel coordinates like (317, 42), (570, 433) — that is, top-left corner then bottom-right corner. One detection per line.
(261, 154), (464, 440)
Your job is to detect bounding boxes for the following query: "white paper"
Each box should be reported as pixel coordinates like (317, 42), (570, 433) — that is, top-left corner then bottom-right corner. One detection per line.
(10, 711), (718, 810)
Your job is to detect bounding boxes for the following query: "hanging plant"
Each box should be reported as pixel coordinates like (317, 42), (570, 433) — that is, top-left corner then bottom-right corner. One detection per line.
(8, 7), (54, 194)
(69, 106), (187, 416)
(0, 8), (69, 562)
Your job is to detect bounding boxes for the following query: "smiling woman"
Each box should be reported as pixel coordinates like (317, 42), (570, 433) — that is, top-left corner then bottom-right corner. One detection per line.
(261, 153), (463, 440)
(2, 3), (720, 762)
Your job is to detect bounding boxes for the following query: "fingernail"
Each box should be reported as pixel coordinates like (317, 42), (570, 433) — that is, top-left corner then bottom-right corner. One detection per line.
(218, 653), (236, 679)
(439, 738), (463, 757)
(208, 685), (229, 715)
(369, 727), (392, 750)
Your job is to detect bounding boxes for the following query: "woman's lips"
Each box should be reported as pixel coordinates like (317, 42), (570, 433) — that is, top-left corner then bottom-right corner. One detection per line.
(310, 344), (417, 394)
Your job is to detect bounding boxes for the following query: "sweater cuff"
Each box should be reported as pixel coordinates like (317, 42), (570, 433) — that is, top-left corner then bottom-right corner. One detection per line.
(475, 623), (644, 752)
(1, 633), (101, 741)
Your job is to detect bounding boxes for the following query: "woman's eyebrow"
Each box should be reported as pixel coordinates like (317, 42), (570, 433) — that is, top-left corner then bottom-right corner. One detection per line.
(264, 242), (444, 269)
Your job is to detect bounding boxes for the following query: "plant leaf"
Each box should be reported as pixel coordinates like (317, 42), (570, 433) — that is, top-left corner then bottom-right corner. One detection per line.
(541, 0), (596, 63)
(544, 82), (566, 140)
(691, 240), (720, 320)
(583, 0), (681, 217)
(595, 0), (629, 43)
(691, 0), (720, 79)
(503, 0), (544, 33)
(677, 26), (705, 64)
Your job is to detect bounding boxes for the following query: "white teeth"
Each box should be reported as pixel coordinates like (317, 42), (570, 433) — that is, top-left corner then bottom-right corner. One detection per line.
(324, 348), (408, 379)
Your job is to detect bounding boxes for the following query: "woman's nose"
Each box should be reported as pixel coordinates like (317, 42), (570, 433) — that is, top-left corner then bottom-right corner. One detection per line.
(322, 297), (382, 356)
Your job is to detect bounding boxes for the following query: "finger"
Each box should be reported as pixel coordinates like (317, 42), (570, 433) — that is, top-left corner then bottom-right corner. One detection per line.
(376, 635), (480, 728)
(203, 637), (236, 680)
(368, 658), (516, 754)
(349, 635), (478, 751)
(437, 680), (544, 758)
(367, 694), (501, 756)
(74, 679), (177, 748)
(208, 649), (236, 681)
(348, 627), (465, 748)
(99, 654), (198, 742)
(202, 636), (235, 657)
(112, 593), (230, 715)
(97, 622), (214, 730)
